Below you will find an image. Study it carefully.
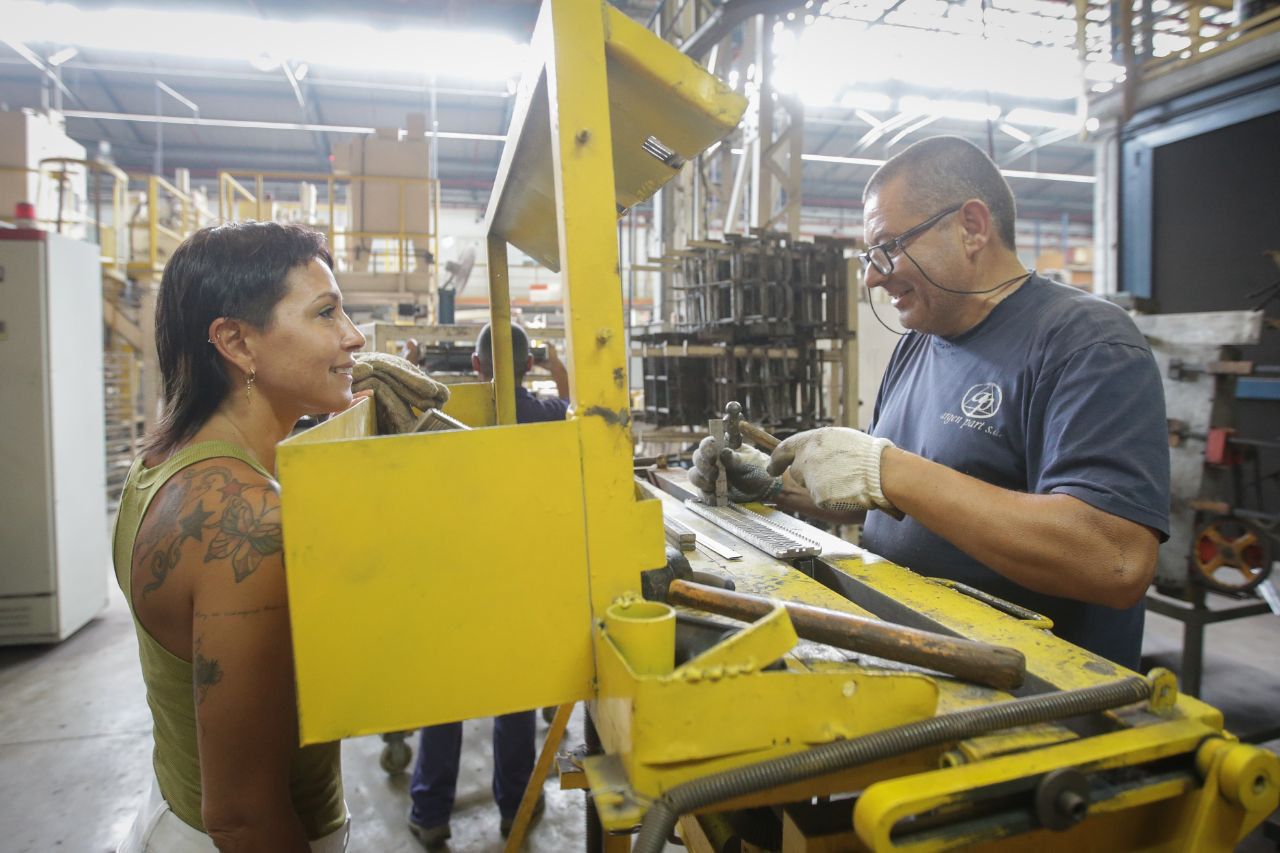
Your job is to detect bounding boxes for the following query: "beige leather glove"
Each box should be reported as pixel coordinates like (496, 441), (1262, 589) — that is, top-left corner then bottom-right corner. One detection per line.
(354, 352), (449, 406)
(352, 352), (450, 434)
(767, 427), (901, 517)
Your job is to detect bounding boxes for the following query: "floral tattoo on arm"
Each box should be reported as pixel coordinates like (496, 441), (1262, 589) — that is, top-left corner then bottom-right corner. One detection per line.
(139, 465), (283, 594)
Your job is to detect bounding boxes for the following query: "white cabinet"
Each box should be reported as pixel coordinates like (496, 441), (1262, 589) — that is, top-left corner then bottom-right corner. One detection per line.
(0, 231), (108, 642)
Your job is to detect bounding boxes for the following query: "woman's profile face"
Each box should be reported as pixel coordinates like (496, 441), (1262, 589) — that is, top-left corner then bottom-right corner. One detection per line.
(250, 258), (366, 417)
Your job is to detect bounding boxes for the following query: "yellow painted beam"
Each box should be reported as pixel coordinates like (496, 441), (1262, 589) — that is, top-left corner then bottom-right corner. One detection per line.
(487, 233), (517, 426)
(544, 0), (666, 621)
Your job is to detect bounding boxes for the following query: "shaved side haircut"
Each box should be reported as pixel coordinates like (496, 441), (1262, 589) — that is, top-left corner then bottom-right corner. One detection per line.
(864, 136), (1018, 250)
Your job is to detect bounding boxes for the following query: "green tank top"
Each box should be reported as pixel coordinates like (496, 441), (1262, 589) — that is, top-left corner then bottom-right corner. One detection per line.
(112, 441), (344, 837)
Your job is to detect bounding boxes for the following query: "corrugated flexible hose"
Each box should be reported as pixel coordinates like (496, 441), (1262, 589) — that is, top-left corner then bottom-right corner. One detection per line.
(633, 675), (1153, 853)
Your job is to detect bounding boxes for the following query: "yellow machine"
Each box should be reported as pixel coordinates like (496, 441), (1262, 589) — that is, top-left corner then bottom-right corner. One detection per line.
(275, 1), (1278, 849)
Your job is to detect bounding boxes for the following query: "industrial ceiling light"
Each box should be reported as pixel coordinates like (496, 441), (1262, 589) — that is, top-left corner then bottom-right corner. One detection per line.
(998, 122), (1032, 142)
(837, 91), (892, 112)
(46, 46), (77, 66)
(772, 9), (1085, 104)
(249, 53), (282, 73)
(729, 148), (1097, 184)
(899, 96), (1000, 122)
(0, 0), (526, 84)
(1004, 107), (1082, 130)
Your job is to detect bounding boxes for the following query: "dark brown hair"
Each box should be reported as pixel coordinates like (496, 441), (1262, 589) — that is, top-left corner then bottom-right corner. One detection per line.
(144, 221), (333, 455)
(864, 136), (1018, 250)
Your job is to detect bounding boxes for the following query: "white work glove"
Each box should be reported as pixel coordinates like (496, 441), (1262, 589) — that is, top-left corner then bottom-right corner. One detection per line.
(688, 437), (782, 503)
(767, 427), (901, 517)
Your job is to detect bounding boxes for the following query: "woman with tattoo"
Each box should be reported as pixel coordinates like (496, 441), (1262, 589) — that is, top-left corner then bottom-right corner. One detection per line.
(113, 222), (366, 852)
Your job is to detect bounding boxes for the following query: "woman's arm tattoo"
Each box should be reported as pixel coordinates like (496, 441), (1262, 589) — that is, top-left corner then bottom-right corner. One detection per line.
(193, 638), (223, 706)
(137, 466), (282, 593)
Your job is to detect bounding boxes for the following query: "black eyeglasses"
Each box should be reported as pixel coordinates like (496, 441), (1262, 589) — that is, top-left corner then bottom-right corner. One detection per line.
(857, 202), (963, 277)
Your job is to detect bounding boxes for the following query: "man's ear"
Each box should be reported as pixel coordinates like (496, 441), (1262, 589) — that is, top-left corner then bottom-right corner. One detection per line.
(471, 352), (487, 378)
(208, 317), (255, 378)
(958, 198), (993, 259)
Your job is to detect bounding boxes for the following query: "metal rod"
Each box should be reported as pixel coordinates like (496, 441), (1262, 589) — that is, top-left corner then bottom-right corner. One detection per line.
(667, 579), (1027, 690)
(61, 110), (506, 142)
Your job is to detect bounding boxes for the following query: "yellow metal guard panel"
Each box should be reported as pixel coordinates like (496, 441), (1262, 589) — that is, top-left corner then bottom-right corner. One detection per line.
(284, 396), (375, 444)
(278, 420), (594, 743)
(440, 380), (496, 427)
(486, 3), (746, 270)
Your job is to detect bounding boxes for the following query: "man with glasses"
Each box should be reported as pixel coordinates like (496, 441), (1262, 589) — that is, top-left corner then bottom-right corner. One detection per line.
(691, 136), (1169, 668)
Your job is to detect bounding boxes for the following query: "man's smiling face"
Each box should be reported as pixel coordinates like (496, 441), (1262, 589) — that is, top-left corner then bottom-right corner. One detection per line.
(862, 175), (970, 335)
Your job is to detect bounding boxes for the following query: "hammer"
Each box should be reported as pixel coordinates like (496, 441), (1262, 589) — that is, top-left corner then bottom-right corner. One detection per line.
(641, 548), (737, 603)
(724, 401), (780, 452)
(665, 579), (1026, 691)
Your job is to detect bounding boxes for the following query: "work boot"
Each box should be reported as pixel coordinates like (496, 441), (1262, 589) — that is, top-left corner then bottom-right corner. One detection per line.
(408, 820), (451, 850)
(499, 794), (545, 839)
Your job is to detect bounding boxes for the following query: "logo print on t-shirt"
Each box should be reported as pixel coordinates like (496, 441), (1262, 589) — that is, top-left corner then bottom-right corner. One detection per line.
(961, 383), (1002, 419)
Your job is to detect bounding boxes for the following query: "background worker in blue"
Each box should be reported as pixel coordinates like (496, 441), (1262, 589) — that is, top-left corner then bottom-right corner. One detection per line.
(471, 322), (570, 423)
(407, 321), (567, 849)
(693, 136), (1170, 670)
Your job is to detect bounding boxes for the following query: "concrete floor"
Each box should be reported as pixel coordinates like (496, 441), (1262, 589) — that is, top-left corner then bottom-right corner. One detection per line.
(1, 578), (1277, 852)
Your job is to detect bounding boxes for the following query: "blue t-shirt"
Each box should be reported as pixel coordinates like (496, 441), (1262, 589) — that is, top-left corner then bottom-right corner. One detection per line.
(515, 385), (569, 425)
(864, 274), (1170, 669)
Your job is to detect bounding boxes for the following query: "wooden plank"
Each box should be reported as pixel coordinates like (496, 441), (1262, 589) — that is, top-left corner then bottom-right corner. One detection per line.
(782, 803), (859, 852)
(503, 702), (574, 852)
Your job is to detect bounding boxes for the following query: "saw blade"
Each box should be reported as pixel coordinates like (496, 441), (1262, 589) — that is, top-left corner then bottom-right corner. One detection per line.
(685, 501), (821, 559)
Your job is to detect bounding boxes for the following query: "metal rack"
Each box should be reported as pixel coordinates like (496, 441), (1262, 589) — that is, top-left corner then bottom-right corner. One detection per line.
(636, 231), (853, 430)
(669, 232), (850, 339)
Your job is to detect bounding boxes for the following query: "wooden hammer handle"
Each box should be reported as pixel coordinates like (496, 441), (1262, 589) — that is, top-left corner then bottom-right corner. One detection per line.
(739, 420), (780, 452)
(668, 579), (1026, 691)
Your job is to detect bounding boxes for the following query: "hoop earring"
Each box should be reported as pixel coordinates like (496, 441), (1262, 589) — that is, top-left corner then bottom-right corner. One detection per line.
(245, 368), (256, 403)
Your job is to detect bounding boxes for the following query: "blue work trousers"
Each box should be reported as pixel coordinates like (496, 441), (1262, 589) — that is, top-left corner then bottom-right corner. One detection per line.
(408, 711), (536, 828)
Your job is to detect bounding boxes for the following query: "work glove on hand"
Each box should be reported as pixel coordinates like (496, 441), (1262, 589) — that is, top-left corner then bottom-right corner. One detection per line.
(352, 352), (450, 434)
(767, 427), (902, 517)
(688, 436), (782, 503)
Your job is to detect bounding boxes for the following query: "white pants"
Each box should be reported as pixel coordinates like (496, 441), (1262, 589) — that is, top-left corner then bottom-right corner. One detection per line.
(117, 775), (349, 853)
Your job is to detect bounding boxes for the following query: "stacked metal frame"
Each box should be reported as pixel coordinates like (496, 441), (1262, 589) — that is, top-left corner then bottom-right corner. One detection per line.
(638, 231), (853, 430)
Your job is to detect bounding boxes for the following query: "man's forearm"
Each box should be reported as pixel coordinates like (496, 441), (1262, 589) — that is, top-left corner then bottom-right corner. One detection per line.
(549, 362), (570, 400)
(878, 448), (1156, 608)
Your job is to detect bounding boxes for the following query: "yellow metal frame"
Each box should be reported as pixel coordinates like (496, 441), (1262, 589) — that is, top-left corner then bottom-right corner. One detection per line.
(592, 599), (937, 796)
(125, 172), (214, 276)
(277, 0), (744, 742)
(1070, 0), (1280, 95)
(852, 724), (1278, 851)
(38, 157), (130, 271)
(1130, 2), (1280, 83)
(217, 169), (440, 282)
